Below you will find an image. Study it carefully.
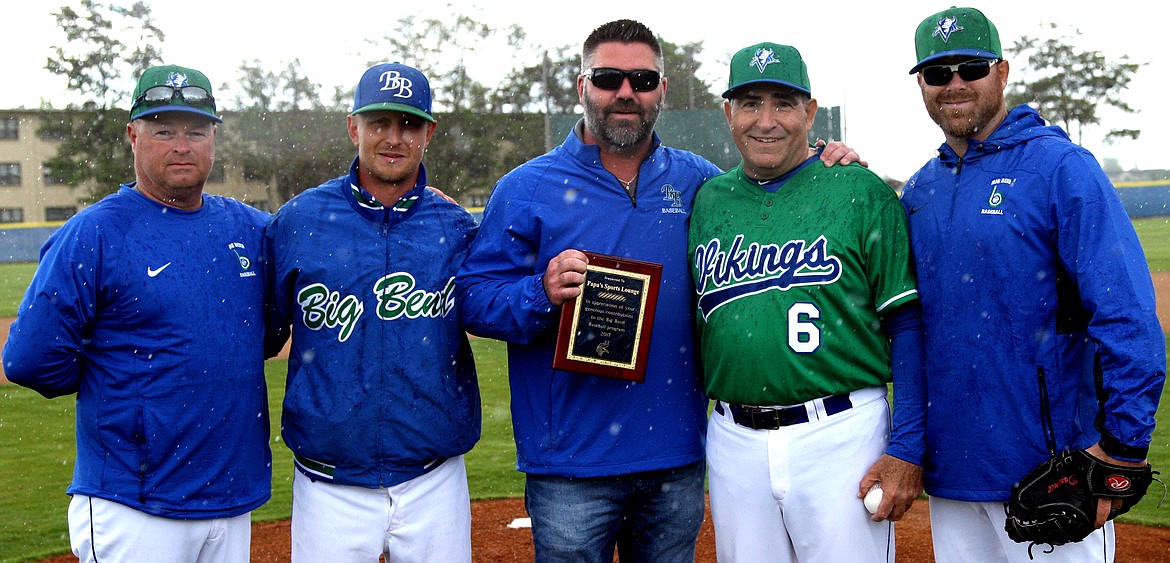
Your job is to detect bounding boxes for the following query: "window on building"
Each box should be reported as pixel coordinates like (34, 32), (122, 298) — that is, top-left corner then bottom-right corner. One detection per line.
(0, 117), (18, 140)
(0, 208), (25, 223)
(37, 118), (70, 141)
(42, 164), (69, 185)
(45, 206), (76, 221)
(0, 163), (20, 186)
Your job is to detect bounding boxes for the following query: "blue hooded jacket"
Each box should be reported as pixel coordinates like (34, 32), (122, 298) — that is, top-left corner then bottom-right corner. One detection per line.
(901, 105), (1165, 501)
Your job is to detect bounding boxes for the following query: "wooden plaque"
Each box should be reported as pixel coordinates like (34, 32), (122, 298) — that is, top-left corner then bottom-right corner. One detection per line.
(552, 251), (662, 383)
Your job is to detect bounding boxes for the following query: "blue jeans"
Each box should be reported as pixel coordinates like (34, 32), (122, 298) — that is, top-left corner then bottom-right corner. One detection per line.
(524, 460), (705, 563)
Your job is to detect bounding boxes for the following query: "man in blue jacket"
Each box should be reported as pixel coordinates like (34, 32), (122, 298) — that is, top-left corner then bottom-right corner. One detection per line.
(265, 62), (480, 562)
(901, 7), (1165, 562)
(456, 19), (860, 563)
(3, 65), (271, 562)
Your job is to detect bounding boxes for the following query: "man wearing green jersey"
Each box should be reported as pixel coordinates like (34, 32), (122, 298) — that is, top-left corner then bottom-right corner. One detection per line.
(688, 42), (927, 562)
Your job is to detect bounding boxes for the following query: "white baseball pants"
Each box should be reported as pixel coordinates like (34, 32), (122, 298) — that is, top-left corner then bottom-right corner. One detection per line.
(291, 455), (471, 563)
(68, 494), (250, 563)
(707, 386), (893, 562)
(929, 496), (1114, 562)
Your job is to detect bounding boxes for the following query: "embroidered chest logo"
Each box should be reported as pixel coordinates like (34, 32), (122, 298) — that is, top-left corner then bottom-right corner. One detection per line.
(981, 177), (1014, 216)
(296, 274), (456, 343)
(658, 183), (686, 214)
(692, 234), (842, 319)
(378, 70), (415, 99)
(229, 242), (257, 277)
(933, 17), (964, 43)
(660, 184), (682, 207)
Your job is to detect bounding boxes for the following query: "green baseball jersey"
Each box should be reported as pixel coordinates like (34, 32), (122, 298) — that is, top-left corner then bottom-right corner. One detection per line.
(689, 160), (917, 406)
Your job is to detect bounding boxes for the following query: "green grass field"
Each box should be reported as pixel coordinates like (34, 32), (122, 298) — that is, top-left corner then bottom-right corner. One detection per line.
(1, 216), (1168, 561)
(0, 338), (520, 562)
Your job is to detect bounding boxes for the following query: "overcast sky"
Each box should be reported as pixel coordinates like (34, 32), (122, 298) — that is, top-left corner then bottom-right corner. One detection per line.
(2, 0), (1165, 181)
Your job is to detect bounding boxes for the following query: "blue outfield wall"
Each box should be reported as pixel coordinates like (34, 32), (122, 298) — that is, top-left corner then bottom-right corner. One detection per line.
(0, 223), (60, 264)
(0, 187), (1164, 265)
(1115, 181), (1170, 219)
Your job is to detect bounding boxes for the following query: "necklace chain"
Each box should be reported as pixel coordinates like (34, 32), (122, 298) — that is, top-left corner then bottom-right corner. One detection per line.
(616, 174), (637, 188)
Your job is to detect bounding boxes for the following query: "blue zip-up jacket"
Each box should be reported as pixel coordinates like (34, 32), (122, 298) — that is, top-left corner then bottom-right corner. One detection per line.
(456, 124), (721, 477)
(266, 159), (481, 488)
(3, 185), (272, 519)
(901, 105), (1165, 501)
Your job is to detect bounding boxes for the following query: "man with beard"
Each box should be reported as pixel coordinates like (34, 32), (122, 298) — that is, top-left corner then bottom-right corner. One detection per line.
(456, 19), (859, 562)
(901, 7), (1164, 562)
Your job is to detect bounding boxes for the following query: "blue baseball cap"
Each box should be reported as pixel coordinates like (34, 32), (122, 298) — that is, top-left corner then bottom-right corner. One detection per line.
(351, 62), (435, 122)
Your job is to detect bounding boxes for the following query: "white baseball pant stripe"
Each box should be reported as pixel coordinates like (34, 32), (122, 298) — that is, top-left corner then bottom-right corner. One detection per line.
(67, 495), (250, 563)
(291, 455), (471, 563)
(707, 386), (893, 562)
(929, 496), (1115, 562)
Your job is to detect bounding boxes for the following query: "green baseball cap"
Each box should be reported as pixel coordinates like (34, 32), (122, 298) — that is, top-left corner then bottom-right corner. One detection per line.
(910, 7), (1002, 74)
(130, 65), (221, 122)
(723, 42), (810, 98)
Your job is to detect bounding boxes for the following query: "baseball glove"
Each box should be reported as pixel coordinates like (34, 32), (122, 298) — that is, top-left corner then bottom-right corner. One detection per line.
(1005, 449), (1156, 550)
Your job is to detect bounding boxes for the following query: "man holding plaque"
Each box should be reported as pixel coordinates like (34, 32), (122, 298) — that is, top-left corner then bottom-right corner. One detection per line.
(457, 20), (862, 563)
(688, 42), (926, 562)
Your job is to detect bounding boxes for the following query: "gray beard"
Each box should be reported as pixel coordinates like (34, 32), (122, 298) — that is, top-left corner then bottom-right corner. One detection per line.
(583, 95), (662, 154)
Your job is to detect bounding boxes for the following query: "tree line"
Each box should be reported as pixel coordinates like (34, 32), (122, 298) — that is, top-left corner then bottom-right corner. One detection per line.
(39, 1), (1141, 206)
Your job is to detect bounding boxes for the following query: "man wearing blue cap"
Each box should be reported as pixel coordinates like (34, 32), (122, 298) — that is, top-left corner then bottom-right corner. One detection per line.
(903, 7), (1164, 562)
(688, 42), (926, 562)
(265, 61), (480, 562)
(3, 64), (272, 562)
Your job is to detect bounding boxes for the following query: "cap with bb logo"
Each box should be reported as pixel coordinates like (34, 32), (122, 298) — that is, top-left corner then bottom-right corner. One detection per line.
(352, 62), (435, 123)
(723, 42), (811, 99)
(910, 6), (1002, 73)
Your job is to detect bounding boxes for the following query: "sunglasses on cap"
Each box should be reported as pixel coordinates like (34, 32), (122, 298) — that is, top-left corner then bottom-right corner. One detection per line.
(920, 59), (998, 87)
(132, 85), (216, 109)
(583, 68), (662, 92)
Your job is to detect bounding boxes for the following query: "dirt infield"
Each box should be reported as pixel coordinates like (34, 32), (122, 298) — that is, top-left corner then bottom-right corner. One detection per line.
(35, 495), (1170, 562)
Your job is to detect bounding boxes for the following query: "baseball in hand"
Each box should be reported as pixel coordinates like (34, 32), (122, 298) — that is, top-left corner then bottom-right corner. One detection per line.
(864, 485), (883, 514)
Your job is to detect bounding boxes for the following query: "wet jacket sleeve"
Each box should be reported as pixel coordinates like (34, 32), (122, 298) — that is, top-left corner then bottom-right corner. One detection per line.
(2, 221), (101, 398)
(881, 301), (926, 466)
(456, 182), (560, 344)
(262, 218), (291, 360)
(1054, 150), (1166, 461)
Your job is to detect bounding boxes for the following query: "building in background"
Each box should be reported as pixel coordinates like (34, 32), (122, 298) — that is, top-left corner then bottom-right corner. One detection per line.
(0, 110), (272, 225)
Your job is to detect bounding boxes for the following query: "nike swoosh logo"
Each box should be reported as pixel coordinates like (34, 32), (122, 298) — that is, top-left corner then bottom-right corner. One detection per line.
(909, 205), (927, 215)
(147, 263), (172, 277)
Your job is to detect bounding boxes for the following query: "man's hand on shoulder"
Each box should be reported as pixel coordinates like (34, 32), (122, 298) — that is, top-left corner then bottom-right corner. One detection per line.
(813, 139), (868, 168)
(426, 185), (458, 204)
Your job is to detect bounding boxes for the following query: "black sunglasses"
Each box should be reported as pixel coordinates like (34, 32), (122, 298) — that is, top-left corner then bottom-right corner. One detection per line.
(584, 68), (662, 92)
(920, 59), (998, 87)
(132, 85), (216, 109)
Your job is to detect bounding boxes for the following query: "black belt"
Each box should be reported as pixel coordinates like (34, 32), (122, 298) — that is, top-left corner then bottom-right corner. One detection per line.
(715, 394), (853, 430)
